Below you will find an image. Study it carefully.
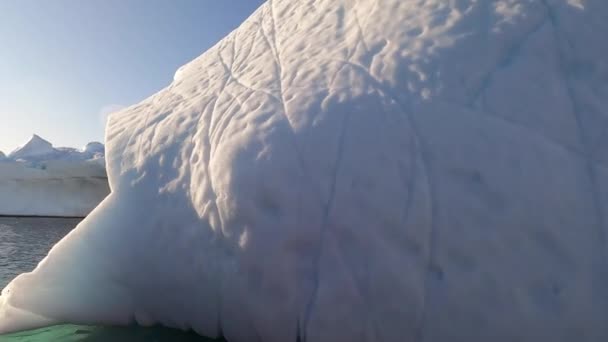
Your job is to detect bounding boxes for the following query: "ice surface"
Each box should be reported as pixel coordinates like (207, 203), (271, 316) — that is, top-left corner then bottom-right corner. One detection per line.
(0, 136), (109, 217)
(1, 0), (608, 341)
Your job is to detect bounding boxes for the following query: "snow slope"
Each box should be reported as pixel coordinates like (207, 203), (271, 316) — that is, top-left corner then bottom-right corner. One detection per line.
(1, 0), (608, 341)
(0, 136), (109, 217)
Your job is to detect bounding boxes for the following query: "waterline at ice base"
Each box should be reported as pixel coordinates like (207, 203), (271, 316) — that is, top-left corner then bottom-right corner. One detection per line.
(1, 0), (607, 341)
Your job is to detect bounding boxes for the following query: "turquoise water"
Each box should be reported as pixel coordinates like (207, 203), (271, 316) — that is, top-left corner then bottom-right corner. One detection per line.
(0, 217), (222, 342)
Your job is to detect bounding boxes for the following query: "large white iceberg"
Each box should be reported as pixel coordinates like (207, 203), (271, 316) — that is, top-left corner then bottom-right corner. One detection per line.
(1, 0), (608, 341)
(0, 135), (109, 217)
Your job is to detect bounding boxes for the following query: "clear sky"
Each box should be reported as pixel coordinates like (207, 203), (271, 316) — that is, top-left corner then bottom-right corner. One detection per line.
(0, 0), (265, 153)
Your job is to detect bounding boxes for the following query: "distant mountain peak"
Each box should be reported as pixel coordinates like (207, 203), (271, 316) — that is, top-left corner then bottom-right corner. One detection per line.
(25, 134), (52, 147)
(9, 134), (54, 159)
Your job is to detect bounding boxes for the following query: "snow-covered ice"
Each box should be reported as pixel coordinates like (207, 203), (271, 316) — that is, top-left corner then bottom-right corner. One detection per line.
(83, 142), (105, 155)
(1, 0), (608, 341)
(0, 135), (109, 217)
(8, 134), (106, 165)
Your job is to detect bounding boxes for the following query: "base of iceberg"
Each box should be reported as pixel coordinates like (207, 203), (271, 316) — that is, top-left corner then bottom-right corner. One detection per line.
(2, 324), (221, 341)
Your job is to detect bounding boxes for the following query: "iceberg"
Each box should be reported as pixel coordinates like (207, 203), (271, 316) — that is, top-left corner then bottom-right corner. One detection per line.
(1, 0), (608, 341)
(0, 135), (109, 217)
(83, 142), (105, 155)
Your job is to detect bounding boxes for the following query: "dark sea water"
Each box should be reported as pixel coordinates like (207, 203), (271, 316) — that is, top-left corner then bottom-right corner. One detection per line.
(0, 217), (79, 289)
(0, 217), (220, 342)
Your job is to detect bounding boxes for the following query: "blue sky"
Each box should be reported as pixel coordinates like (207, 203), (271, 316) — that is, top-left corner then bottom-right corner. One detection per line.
(0, 0), (264, 153)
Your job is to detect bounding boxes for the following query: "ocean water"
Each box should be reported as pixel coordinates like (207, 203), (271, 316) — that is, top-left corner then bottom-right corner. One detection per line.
(0, 217), (221, 342)
(0, 217), (78, 289)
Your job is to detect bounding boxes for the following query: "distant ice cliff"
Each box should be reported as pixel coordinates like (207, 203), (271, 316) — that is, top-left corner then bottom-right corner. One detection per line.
(0, 135), (109, 217)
